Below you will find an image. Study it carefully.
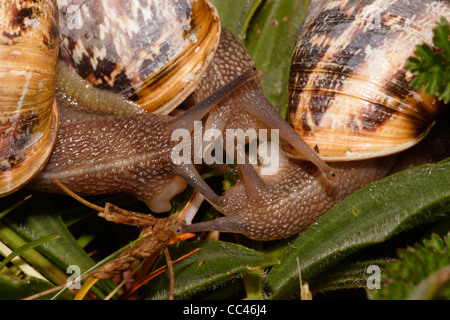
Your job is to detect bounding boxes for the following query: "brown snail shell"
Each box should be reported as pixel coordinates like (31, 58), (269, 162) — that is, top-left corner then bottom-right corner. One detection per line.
(0, 0), (59, 196)
(283, 0), (446, 161)
(57, 0), (220, 115)
(0, 0), (329, 214)
(0, 0), (221, 197)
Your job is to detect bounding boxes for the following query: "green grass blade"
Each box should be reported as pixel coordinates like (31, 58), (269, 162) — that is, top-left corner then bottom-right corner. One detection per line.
(0, 234), (60, 273)
(265, 159), (450, 299)
(144, 240), (277, 299)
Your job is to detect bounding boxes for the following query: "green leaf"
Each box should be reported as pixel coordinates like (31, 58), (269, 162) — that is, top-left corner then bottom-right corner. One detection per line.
(51, 233), (147, 300)
(0, 233), (60, 273)
(406, 17), (450, 103)
(0, 220), (69, 286)
(309, 259), (387, 293)
(244, 0), (310, 117)
(441, 80), (450, 103)
(209, 0), (262, 38)
(264, 159), (450, 299)
(4, 193), (97, 274)
(0, 275), (55, 300)
(144, 240), (277, 299)
(1, 192), (116, 299)
(433, 17), (450, 57)
(414, 44), (435, 63)
(405, 266), (450, 300)
(243, 269), (263, 300)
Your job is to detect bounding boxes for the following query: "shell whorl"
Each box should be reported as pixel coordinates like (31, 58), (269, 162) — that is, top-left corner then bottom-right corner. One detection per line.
(285, 0), (449, 161)
(58, 0), (220, 114)
(0, 0), (59, 196)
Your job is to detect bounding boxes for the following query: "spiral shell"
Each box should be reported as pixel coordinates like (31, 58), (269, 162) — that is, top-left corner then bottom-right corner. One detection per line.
(57, 0), (220, 114)
(0, 0), (59, 196)
(284, 0), (449, 161)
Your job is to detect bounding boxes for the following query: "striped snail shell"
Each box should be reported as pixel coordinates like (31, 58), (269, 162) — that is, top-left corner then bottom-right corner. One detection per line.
(0, 0), (59, 196)
(1, 0), (333, 212)
(57, 0), (220, 115)
(0, 0), (221, 198)
(284, 0), (446, 161)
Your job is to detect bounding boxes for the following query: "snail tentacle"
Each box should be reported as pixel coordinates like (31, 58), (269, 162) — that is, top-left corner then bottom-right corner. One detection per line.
(180, 0), (450, 241)
(235, 144), (269, 201)
(4, 0), (448, 243)
(237, 88), (336, 179)
(32, 67), (258, 212)
(167, 67), (258, 209)
(192, 30), (336, 178)
(167, 68), (257, 132)
(176, 214), (244, 236)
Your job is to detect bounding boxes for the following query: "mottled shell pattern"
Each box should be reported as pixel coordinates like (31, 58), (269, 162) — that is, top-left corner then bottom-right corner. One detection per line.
(0, 0), (59, 196)
(284, 0), (449, 161)
(57, 0), (220, 114)
(0, 0), (220, 196)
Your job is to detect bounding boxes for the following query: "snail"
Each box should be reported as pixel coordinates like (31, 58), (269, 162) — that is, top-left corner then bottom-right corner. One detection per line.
(0, 0), (59, 197)
(177, 0), (450, 240)
(0, 1), (332, 214)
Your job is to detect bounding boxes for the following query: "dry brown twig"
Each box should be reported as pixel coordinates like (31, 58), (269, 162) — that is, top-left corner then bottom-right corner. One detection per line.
(52, 179), (185, 281)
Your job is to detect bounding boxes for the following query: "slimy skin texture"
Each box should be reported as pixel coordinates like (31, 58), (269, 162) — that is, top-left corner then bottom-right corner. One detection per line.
(31, 30), (331, 214)
(30, 31), (261, 213)
(30, 101), (183, 213)
(22, 1), (450, 242)
(178, 109), (450, 241)
(178, 154), (395, 240)
(30, 46), (252, 214)
(176, 0), (450, 241)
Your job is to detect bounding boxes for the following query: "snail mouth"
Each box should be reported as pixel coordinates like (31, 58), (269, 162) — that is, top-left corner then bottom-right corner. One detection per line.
(144, 176), (188, 214)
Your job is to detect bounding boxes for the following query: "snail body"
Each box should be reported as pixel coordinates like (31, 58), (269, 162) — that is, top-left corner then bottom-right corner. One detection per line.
(2, 0), (447, 242)
(0, 0), (59, 196)
(32, 28), (330, 212)
(178, 0), (450, 240)
(2, 1), (330, 214)
(0, 0), (222, 207)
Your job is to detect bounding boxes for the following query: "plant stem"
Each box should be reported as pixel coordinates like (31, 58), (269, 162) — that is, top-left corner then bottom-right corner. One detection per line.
(0, 221), (68, 286)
